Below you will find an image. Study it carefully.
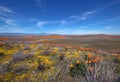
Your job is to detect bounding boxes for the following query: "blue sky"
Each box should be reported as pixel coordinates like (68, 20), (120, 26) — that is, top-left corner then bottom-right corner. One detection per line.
(0, 0), (120, 35)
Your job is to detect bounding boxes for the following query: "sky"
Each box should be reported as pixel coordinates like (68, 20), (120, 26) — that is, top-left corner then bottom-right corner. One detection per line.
(0, 0), (120, 35)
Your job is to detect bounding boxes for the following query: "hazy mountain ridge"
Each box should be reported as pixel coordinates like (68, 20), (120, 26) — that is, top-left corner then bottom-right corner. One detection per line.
(0, 33), (120, 36)
(0, 33), (49, 36)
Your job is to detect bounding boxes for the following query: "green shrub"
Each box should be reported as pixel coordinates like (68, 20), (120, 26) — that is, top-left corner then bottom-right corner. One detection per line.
(69, 60), (87, 78)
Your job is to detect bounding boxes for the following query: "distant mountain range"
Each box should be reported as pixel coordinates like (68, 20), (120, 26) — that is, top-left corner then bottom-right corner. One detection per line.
(0, 33), (49, 36)
(0, 33), (120, 36)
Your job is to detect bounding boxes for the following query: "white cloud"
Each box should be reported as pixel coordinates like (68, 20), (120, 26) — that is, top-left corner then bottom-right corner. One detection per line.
(5, 19), (17, 26)
(0, 6), (16, 26)
(36, 21), (52, 28)
(0, 6), (14, 17)
(35, 19), (68, 28)
(79, 11), (96, 20)
(69, 0), (120, 21)
(105, 0), (120, 7)
(0, 17), (17, 26)
(0, 12), (8, 16)
(69, 10), (96, 20)
(0, 6), (14, 13)
(0, 25), (25, 33)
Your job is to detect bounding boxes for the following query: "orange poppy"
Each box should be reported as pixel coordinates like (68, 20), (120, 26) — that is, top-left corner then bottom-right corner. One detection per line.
(88, 60), (92, 64)
(76, 60), (80, 64)
(87, 54), (92, 59)
(70, 64), (74, 68)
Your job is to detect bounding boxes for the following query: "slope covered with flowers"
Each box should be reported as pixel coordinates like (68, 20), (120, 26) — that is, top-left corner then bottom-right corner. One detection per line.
(0, 42), (120, 82)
